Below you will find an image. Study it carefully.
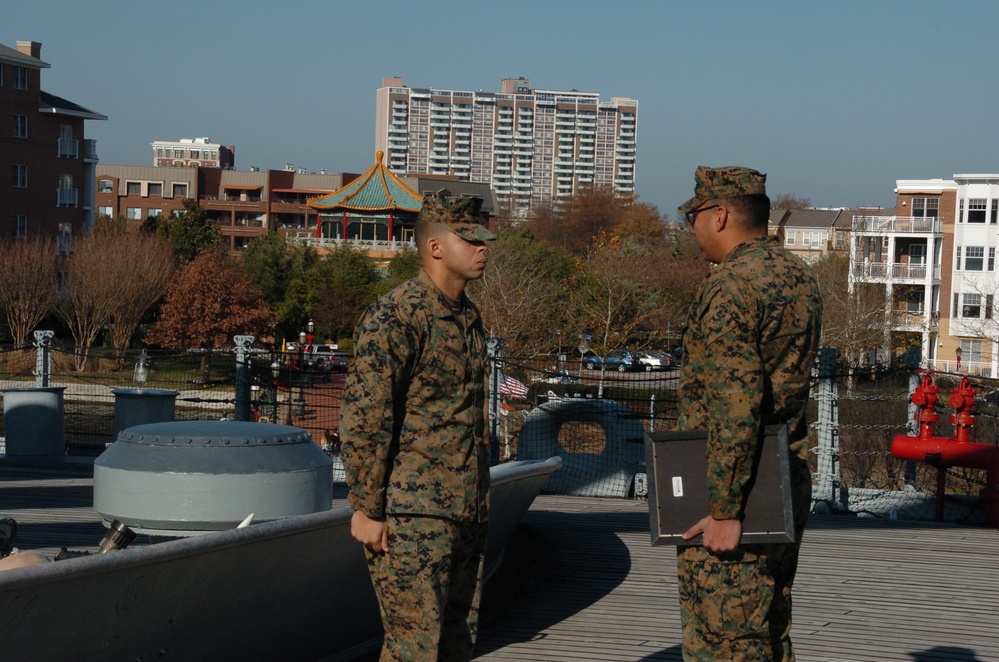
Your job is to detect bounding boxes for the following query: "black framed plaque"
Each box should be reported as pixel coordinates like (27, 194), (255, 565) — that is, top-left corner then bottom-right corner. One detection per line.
(645, 425), (795, 546)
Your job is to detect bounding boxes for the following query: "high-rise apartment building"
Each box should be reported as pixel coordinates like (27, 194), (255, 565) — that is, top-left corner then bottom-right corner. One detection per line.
(0, 40), (106, 241)
(151, 137), (235, 169)
(375, 77), (637, 213)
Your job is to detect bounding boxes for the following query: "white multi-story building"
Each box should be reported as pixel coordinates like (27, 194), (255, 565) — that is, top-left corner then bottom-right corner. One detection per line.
(849, 174), (999, 375)
(375, 77), (638, 213)
(151, 137), (234, 169)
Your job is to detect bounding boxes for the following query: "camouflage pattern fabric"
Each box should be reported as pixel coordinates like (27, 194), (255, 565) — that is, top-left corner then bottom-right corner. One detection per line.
(366, 516), (487, 662)
(677, 165), (768, 216)
(340, 268), (490, 660)
(341, 268), (490, 523)
(676, 234), (822, 660)
(418, 189), (497, 242)
(676, 457), (812, 661)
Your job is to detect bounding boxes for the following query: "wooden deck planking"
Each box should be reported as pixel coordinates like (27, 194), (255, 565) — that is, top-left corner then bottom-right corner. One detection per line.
(2, 468), (998, 661)
(477, 495), (999, 662)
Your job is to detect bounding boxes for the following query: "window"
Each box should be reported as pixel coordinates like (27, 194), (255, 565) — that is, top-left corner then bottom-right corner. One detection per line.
(147, 183), (162, 196)
(907, 291), (925, 314)
(991, 247), (996, 272)
(909, 244), (925, 265)
(956, 247), (962, 270)
(962, 293), (982, 318)
(993, 200), (999, 224)
(965, 246), (985, 271)
(98, 206), (113, 217)
(13, 114), (27, 138)
(967, 199), (987, 223)
(147, 208), (162, 218)
(126, 207), (142, 220)
(57, 222), (71, 238)
(98, 180), (113, 193)
(12, 164), (26, 188)
(172, 183), (188, 198)
(785, 231), (795, 246)
(126, 182), (141, 195)
(12, 215), (26, 238)
(13, 66), (27, 90)
(960, 339), (983, 363)
(912, 197), (939, 219)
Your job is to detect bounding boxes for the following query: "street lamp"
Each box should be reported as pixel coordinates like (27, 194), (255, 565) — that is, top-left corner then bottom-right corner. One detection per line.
(292, 319), (315, 422)
(956, 346), (963, 371)
(269, 360), (280, 423)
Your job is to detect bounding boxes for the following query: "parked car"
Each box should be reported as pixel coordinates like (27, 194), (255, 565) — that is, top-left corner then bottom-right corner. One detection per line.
(582, 350), (638, 372)
(304, 344), (351, 372)
(635, 350), (675, 372)
(532, 369), (582, 385)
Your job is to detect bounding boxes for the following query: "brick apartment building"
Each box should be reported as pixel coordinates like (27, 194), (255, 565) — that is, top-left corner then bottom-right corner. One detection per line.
(96, 157), (495, 256)
(0, 40), (106, 243)
(151, 137), (235, 169)
(95, 164), (359, 252)
(849, 175), (999, 375)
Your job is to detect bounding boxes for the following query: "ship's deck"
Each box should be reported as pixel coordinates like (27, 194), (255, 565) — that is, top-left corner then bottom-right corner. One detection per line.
(3, 466), (998, 662)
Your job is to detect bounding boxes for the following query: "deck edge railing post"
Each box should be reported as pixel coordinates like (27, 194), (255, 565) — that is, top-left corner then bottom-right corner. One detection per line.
(33, 330), (54, 388)
(233, 335), (254, 422)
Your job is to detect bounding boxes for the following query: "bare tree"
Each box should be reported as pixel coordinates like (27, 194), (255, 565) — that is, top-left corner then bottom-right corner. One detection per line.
(55, 233), (123, 371)
(472, 228), (577, 356)
(0, 237), (59, 346)
(106, 233), (175, 360)
(571, 246), (660, 352)
(812, 253), (889, 366)
(772, 193), (813, 210)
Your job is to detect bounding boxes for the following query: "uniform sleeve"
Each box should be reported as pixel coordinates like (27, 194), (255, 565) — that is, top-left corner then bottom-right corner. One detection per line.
(339, 300), (416, 519)
(694, 279), (766, 520)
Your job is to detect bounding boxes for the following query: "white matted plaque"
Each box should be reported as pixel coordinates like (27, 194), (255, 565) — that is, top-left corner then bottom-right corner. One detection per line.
(645, 425), (795, 546)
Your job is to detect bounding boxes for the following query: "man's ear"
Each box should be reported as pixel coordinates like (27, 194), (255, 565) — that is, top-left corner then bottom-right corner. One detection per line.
(713, 206), (729, 233)
(426, 235), (443, 259)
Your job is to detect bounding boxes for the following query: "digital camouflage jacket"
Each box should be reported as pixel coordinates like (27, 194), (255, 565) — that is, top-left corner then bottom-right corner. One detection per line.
(677, 235), (822, 520)
(340, 270), (490, 523)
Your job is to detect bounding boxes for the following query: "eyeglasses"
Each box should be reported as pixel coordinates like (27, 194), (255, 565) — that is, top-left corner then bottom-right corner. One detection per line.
(684, 204), (720, 227)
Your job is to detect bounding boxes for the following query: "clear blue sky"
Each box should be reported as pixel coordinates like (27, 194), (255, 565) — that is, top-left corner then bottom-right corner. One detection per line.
(10, 0), (999, 219)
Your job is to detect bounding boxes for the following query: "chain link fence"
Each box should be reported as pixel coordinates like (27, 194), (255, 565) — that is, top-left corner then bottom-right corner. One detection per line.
(1, 335), (995, 526)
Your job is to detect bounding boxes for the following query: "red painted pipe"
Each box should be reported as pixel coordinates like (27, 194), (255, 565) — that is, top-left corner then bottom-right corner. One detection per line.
(890, 375), (999, 527)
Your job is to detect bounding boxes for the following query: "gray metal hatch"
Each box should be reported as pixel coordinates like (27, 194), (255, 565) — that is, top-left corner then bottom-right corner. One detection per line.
(93, 421), (333, 537)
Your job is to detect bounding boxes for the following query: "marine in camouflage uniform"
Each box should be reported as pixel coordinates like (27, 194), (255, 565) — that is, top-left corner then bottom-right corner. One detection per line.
(340, 190), (495, 662)
(674, 166), (822, 661)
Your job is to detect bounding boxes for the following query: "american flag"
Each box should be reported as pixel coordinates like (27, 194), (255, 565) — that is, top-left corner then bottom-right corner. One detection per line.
(499, 373), (529, 400)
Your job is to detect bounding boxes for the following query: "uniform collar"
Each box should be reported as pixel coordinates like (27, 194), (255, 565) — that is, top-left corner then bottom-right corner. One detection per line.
(722, 234), (778, 264)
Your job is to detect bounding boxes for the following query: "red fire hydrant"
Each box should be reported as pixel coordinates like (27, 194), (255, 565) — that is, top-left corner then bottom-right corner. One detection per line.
(891, 375), (999, 528)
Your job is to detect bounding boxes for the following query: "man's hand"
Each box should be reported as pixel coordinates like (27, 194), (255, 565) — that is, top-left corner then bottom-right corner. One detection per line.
(682, 515), (742, 554)
(351, 510), (389, 553)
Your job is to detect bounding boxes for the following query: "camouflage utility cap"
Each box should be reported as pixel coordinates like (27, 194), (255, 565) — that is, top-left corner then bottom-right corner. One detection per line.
(419, 190), (497, 242)
(677, 166), (767, 216)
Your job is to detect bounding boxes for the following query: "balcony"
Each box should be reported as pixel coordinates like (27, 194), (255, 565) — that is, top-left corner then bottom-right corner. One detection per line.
(82, 139), (98, 162)
(56, 188), (79, 207)
(889, 310), (935, 331)
(57, 138), (79, 158)
(287, 235), (416, 253)
(852, 216), (942, 234)
(852, 260), (940, 282)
